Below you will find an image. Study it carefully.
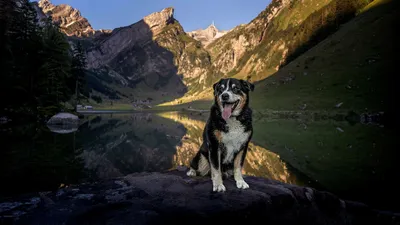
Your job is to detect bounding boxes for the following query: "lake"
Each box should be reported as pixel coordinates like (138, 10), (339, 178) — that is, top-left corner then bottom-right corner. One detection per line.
(0, 111), (397, 211)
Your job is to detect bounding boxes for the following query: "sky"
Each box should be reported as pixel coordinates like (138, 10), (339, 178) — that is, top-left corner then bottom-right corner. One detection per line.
(33, 0), (272, 31)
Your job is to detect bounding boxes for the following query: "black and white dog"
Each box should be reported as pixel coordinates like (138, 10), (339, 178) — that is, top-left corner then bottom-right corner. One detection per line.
(187, 78), (254, 192)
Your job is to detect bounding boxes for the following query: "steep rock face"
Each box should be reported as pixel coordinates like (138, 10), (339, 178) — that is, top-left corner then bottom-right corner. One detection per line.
(85, 7), (213, 97)
(206, 0), (292, 77)
(35, 0), (214, 102)
(204, 0), (373, 85)
(37, 0), (110, 37)
(187, 23), (229, 47)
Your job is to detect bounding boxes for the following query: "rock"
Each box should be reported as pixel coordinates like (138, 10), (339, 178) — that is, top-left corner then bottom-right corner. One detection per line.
(143, 7), (175, 36)
(46, 124), (78, 134)
(1, 169), (398, 225)
(46, 113), (79, 125)
(37, 0), (111, 37)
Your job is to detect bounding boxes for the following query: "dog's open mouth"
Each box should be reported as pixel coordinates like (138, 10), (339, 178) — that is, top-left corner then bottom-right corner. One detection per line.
(222, 100), (239, 121)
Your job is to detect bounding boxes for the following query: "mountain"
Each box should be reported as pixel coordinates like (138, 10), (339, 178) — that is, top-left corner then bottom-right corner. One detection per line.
(164, 0), (378, 105)
(37, 0), (110, 37)
(82, 7), (213, 104)
(186, 22), (229, 47)
(34, 0), (215, 104)
(34, 0), (393, 113)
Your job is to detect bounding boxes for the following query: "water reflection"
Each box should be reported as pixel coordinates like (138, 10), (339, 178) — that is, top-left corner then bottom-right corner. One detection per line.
(158, 112), (306, 185)
(0, 112), (308, 197)
(47, 124), (78, 134)
(76, 113), (186, 180)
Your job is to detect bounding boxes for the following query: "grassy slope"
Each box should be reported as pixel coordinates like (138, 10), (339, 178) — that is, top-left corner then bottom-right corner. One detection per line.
(251, 0), (397, 113)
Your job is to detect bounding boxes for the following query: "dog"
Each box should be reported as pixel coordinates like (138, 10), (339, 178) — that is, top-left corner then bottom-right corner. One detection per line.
(186, 78), (254, 192)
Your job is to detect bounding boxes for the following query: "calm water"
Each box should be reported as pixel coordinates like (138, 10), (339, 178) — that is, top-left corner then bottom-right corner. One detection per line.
(0, 112), (397, 211)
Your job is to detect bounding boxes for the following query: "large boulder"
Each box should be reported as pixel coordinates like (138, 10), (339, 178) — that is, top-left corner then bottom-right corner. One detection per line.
(0, 169), (398, 225)
(46, 112), (79, 125)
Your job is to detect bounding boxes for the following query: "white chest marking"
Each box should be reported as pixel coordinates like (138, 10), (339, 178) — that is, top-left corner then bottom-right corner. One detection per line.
(221, 118), (250, 164)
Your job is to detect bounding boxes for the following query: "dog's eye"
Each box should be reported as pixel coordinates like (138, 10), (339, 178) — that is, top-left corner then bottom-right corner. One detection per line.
(233, 86), (240, 92)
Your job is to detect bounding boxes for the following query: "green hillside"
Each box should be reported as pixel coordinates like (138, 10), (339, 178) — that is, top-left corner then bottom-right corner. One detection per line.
(251, 0), (398, 114)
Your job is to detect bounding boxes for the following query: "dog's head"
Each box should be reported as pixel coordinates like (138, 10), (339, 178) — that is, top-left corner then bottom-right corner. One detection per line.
(213, 78), (254, 121)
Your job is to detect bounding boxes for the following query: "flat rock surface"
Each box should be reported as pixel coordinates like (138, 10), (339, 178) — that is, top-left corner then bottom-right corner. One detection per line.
(1, 169), (399, 225)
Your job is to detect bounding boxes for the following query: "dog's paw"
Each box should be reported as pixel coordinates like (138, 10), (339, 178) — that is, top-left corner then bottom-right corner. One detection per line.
(186, 168), (196, 177)
(213, 183), (226, 192)
(236, 180), (249, 189)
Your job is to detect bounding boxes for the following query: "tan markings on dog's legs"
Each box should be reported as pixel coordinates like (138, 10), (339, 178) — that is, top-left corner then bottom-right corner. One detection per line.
(209, 150), (225, 192)
(234, 150), (249, 189)
(198, 154), (210, 176)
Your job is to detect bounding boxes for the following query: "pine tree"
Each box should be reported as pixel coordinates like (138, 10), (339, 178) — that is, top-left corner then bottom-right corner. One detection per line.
(0, 0), (16, 117)
(37, 18), (72, 115)
(71, 41), (87, 105)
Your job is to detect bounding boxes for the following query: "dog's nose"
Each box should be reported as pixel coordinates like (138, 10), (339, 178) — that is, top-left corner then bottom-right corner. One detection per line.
(221, 93), (229, 101)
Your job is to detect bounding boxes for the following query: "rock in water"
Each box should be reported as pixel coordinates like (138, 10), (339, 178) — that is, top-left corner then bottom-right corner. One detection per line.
(1, 170), (398, 225)
(47, 124), (78, 134)
(47, 113), (79, 125)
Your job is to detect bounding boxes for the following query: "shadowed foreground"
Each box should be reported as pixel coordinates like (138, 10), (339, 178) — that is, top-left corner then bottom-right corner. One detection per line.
(1, 168), (399, 225)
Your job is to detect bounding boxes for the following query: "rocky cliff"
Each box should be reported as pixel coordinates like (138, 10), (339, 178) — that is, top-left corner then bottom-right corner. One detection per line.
(186, 23), (229, 47)
(205, 0), (293, 77)
(37, 0), (111, 37)
(35, 0), (216, 103)
(1, 169), (398, 225)
(83, 7), (213, 102)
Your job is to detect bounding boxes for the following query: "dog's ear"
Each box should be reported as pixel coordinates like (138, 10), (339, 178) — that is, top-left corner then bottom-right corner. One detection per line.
(213, 82), (218, 91)
(213, 80), (221, 92)
(241, 80), (255, 92)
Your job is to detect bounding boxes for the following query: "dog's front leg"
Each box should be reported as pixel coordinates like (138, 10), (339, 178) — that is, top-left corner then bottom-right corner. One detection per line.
(209, 147), (225, 192)
(234, 145), (249, 189)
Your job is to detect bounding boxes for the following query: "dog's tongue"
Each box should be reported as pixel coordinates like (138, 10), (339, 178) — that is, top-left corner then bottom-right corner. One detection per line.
(222, 104), (233, 121)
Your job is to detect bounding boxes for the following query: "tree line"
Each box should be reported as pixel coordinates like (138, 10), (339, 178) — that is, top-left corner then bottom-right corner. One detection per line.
(0, 0), (87, 123)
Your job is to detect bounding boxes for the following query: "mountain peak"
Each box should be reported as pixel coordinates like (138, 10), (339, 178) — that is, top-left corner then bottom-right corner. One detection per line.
(208, 21), (216, 28)
(37, 0), (98, 37)
(38, 0), (55, 13)
(143, 7), (175, 35)
(187, 21), (229, 47)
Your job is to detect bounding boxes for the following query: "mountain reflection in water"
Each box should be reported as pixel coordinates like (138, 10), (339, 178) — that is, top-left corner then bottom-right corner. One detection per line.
(158, 112), (307, 185)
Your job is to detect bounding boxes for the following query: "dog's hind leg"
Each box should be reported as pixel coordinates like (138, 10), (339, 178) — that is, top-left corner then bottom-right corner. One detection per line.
(187, 143), (210, 177)
(187, 151), (200, 177)
(197, 154), (210, 176)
